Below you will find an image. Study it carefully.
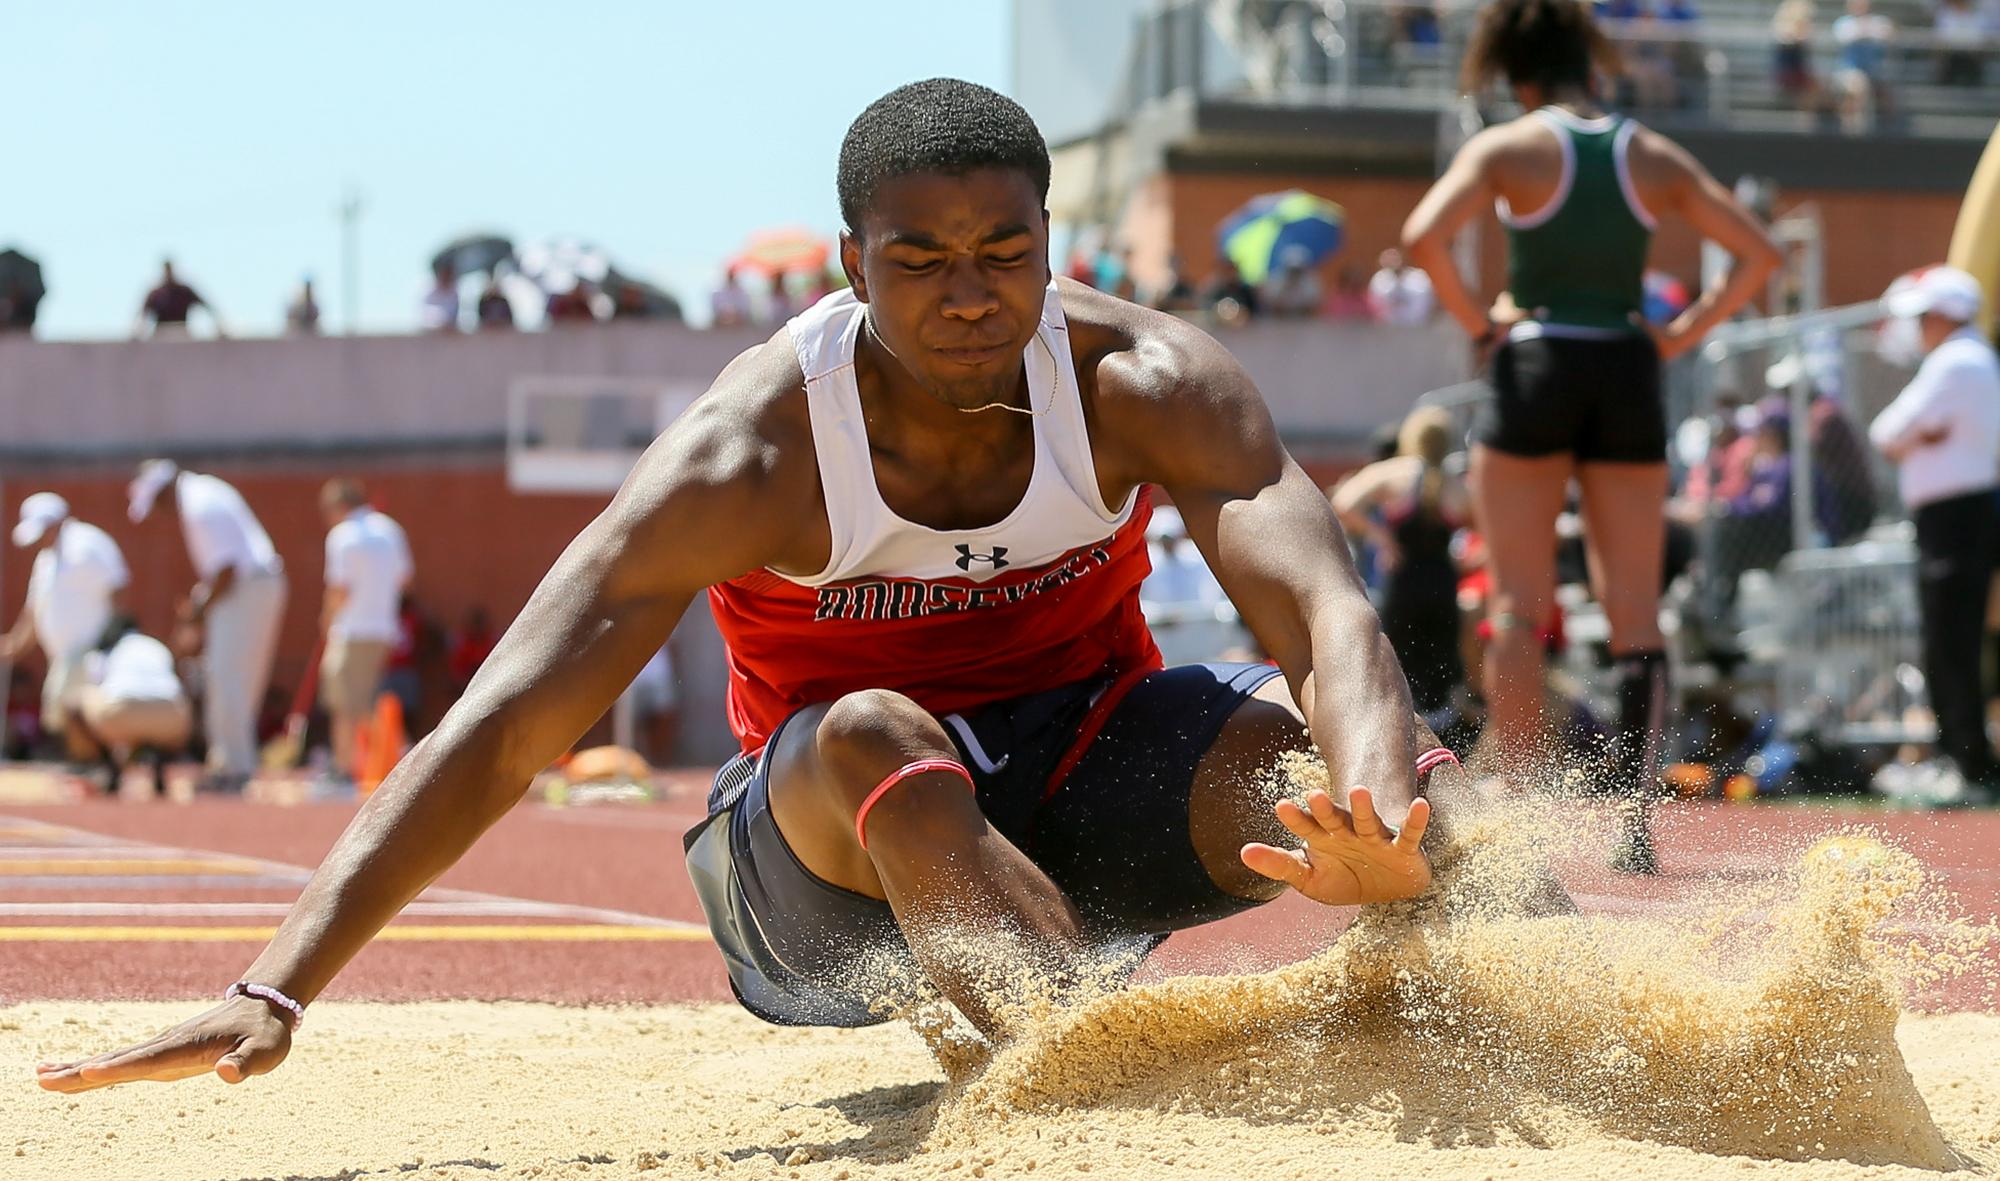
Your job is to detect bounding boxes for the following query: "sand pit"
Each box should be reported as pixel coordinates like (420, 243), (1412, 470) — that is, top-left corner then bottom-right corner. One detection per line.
(10, 813), (1998, 1179)
(3, 1002), (1994, 1180)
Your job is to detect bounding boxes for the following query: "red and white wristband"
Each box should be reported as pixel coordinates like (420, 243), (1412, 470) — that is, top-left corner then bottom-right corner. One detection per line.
(226, 981), (305, 1031)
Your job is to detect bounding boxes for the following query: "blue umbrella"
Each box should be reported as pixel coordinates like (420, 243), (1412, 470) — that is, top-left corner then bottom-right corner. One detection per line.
(1217, 191), (1345, 286)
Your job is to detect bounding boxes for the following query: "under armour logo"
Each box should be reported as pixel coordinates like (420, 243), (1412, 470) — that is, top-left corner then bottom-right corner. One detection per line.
(954, 544), (1009, 571)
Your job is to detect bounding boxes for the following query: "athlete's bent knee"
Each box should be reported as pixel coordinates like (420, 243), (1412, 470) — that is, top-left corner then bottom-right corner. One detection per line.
(812, 689), (958, 816)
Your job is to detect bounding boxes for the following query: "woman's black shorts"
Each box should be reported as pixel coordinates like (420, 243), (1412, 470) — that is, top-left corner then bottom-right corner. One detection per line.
(1472, 332), (1666, 463)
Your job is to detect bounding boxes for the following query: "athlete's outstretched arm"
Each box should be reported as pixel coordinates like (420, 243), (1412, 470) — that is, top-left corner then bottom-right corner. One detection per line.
(37, 346), (818, 1093)
(1100, 317), (1432, 839)
(1400, 128), (1503, 341)
(1642, 132), (1783, 358)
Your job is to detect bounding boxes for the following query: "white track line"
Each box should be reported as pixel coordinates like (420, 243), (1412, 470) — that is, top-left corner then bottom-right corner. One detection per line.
(0, 815), (704, 932)
(0, 900), (666, 921)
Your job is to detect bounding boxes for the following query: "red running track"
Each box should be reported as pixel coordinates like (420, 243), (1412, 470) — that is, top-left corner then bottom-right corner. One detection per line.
(1, 794), (1994, 1010)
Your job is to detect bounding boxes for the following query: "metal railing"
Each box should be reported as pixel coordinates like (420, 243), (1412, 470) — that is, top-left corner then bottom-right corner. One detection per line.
(1129, 0), (2000, 137)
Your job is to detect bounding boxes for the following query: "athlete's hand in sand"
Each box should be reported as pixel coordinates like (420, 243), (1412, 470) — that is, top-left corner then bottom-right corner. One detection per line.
(34, 996), (292, 1093)
(1241, 787), (1432, 906)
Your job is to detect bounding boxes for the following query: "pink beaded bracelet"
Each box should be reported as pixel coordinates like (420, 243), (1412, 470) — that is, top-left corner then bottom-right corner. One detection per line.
(226, 981), (305, 1031)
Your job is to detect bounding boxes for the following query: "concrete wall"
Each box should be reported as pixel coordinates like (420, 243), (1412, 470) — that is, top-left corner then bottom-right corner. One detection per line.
(0, 316), (1464, 459)
(0, 319), (1455, 766)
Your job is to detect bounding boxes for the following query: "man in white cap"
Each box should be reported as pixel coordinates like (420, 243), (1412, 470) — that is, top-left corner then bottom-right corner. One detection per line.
(1869, 265), (2000, 798)
(2, 493), (130, 760)
(128, 461), (287, 791)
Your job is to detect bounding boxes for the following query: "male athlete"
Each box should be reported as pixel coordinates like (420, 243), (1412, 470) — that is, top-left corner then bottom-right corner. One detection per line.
(39, 79), (1499, 1091)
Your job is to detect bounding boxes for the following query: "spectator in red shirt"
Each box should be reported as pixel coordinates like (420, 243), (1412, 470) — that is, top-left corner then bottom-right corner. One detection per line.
(382, 595), (426, 726)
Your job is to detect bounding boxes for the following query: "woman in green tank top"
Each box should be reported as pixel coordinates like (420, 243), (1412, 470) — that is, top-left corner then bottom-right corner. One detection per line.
(1400, 0), (1779, 873)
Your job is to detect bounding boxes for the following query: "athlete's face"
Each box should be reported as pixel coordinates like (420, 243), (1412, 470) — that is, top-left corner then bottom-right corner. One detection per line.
(842, 168), (1051, 412)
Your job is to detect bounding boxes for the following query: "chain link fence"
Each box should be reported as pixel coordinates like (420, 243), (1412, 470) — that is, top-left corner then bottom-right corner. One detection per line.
(1409, 295), (1940, 749)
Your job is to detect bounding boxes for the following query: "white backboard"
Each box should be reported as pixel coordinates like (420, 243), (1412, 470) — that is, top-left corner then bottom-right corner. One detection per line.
(506, 376), (703, 494)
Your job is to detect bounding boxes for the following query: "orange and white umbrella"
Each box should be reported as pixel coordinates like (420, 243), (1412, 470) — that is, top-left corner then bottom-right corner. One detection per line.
(734, 227), (830, 277)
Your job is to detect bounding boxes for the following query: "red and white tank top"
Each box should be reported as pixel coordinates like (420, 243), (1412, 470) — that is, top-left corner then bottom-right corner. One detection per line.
(708, 283), (1161, 753)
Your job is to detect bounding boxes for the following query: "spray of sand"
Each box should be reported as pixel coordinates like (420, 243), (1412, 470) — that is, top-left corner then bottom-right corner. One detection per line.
(905, 758), (1994, 1171)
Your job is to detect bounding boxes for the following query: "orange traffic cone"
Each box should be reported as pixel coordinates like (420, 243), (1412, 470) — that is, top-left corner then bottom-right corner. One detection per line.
(356, 692), (407, 796)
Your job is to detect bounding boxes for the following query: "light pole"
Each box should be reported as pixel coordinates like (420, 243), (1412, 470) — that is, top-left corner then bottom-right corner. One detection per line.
(338, 185), (364, 335)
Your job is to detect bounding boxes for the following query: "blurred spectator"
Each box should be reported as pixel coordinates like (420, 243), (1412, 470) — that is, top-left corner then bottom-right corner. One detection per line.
(1672, 398), (1750, 517)
(710, 266), (752, 328)
(1149, 253), (1200, 313)
(1064, 251), (1098, 288)
(1708, 414), (1800, 604)
(1092, 245), (1132, 297)
(764, 272), (793, 324)
(1936, 0), (1986, 85)
(1141, 506), (1227, 615)
(1263, 246), (1324, 318)
(1622, 6), (1682, 110)
(1869, 266), (2000, 796)
(383, 594), (426, 725)
(798, 267), (837, 309)
(620, 644), (681, 767)
(1323, 267), (1372, 320)
(545, 281), (599, 325)
(0, 250), (41, 334)
(137, 259), (223, 339)
(1367, 248), (1435, 326)
(1198, 257), (1259, 325)
(1396, 3), (1442, 46)
(476, 278), (515, 331)
(1641, 269), (1692, 327)
(317, 479), (411, 789)
(127, 460), (285, 792)
(611, 279), (680, 322)
(1773, 0), (1824, 111)
(447, 606), (497, 699)
(1833, 0), (1895, 132)
(1809, 393), (1878, 543)
(3, 493), (130, 763)
(285, 277), (320, 336)
(1657, 0), (1703, 81)
(1140, 506), (1238, 665)
(65, 617), (192, 797)
(420, 262), (460, 333)
(1331, 407), (1468, 714)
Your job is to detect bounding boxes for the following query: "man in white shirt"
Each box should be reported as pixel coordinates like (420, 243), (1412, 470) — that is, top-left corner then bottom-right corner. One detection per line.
(67, 618), (192, 797)
(317, 480), (412, 784)
(128, 460), (289, 790)
(1367, 248), (1436, 326)
(3, 493), (130, 759)
(1869, 265), (2000, 795)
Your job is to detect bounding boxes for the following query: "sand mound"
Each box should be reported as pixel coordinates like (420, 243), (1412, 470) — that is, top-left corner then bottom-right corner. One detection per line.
(943, 830), (1978, 1170)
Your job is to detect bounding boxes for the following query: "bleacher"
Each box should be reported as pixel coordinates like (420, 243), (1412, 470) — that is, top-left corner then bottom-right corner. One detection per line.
(1692, 0), (2000, 137)
(1193, 0), (2000, 139)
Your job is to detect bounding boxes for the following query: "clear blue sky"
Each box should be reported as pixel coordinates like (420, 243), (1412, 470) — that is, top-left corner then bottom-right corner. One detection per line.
(11, 2), (1010, 339)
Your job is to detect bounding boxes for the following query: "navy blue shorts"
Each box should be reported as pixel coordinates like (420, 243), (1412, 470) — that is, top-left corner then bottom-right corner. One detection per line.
(683, 662), (1284, 1027)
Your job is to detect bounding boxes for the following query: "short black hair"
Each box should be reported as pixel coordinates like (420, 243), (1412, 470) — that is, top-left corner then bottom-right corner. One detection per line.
(837, 78), (1051, 236)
